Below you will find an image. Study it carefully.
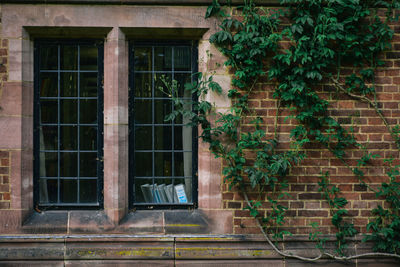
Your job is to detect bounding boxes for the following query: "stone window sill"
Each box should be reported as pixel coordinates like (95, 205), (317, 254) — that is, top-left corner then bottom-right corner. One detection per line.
(22, 209), (232, 235)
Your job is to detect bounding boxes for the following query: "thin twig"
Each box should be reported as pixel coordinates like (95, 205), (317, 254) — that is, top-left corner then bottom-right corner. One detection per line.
(330, 77), (399, 147)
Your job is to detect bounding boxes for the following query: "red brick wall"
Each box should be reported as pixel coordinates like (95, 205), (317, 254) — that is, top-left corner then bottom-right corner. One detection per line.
(223, 14), (400, 236)
(0, 13), (10, 210)
(0, 151), (10, 209)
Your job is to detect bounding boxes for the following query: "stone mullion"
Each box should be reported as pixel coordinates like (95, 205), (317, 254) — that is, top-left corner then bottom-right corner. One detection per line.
(103, 28), (129, 224)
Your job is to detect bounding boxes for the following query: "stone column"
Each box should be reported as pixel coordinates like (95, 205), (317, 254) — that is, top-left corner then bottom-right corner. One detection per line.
(103, 28), (129, 224)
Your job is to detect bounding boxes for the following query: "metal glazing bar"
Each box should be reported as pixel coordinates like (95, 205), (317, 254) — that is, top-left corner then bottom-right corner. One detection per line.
(39, 70), (98, 73)
(77, 44), (81, 203)
(57, 44), (61, 204)
(151, 45), (155, 203)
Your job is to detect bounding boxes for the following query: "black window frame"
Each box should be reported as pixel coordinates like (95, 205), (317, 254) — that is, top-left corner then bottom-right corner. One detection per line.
(129, 40), (198, 210)
(33, 39), (104, 210)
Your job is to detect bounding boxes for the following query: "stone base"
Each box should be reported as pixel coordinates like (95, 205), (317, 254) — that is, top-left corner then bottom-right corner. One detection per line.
(0, 235), (398, 266)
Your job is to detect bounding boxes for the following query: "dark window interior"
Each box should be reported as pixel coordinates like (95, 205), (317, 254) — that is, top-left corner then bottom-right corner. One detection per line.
(34, 41), (103, 208)
(130, 42), (198, 208)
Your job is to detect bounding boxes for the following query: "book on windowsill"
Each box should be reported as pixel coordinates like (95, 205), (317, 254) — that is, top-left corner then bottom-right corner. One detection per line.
(157, 184), (169, 203)
(140, 184), (153, 203)
(165, 184), (176, 203)
(175, 184), (188, 203)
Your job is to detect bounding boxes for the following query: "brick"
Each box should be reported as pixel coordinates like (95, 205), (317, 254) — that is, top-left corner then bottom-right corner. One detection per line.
(227, 202), (242, 209)
(290, 184), (305, 191)
(234, 210), (250, 217)
(290, 201), (304, 209)
(338, 184), (352, 192)
(338, 193), (359, 200)
(0, 151), (9, 158)
(386, 52), (400, 59)
(0, 184), (9, 192)
(305, 202), (320, 209)
(360, 126), (389, 133)
(0, 159), (9, 166)
(2, 176), (9, 184)
(367, 202), (382, 210)
(362, 193), (380, 200)
(0, 167), (8, 175)
(0, 202), (10, 209)
(0, 48), (7, 57)
(375, 77), (392, 84)
(352, 201), (367, 209)
(298, 210), (328, 217)
(384, 102), (399, 109)
(222, 193), (234, 200)
(354, 184), (368, 192)
(2, 193), (10, 201)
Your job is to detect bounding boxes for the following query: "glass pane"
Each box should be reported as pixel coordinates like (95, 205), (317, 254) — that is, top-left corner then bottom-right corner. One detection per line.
(40, 152), (57, 177)
(80, 45), (98, 70)
(60, 126), (77, 150)
(175, 73), (192, 98)
(135, 126), (152, 150)
(155, 152), (172, 177)
(80, 99), (97, 124)
(40, 72), (58, 97)
(134, 47), (152, 71)
(61, 45), (78, 70)
(155, 47), (172, 71)
(134, 152), (152, 176)
(40, 45), (58, 70)
(174, 178), (191, 203)
(154, 99), (172, 124)
(154, 73), (172, 97)
(60, 152), (77, 177)
(60, 99), (77, 124)
(134, 99), (152, 124)
(134, 178), (154, 203)
(60, 73), (77, 97)
(80, 73), (98, 97)
(40, 126), (58, 150)
(174, 125), (192, 150)
(155, 126), (172, 150)
(79, 179), (97, 203)
(60, 179), (77, 203)
(40, 100), (58, 123)
(80, 152), (97, 177)
(174, 46), (191, 71)
(134, 73), (152, 97)
(174, 152), (192, 177)
(80, 126), (97, 150)
(39, 179), (58, 203)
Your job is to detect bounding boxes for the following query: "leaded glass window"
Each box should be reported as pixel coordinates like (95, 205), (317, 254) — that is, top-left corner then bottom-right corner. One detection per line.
(34, 40), (103, 208)
(129, 41), (198, 208)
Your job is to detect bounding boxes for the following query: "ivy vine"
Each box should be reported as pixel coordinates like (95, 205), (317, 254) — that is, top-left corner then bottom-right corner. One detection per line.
(164, 0), (400, 261)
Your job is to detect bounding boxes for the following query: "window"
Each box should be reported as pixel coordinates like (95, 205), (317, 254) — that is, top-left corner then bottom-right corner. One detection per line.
(33, 40), (104, 208)
(129, 41), (198, 208)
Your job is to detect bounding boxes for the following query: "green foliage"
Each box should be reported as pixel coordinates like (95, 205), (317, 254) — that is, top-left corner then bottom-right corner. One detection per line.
(318, 172), (358, 255)
(364, 159), (400, 254)
(309, 222), (328, 252)
(161, 0), (400, 259)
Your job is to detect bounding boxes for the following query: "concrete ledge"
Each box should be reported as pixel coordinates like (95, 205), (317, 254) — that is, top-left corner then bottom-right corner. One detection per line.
(18, 209), (233, 235)
(0, 236), (398, 266)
